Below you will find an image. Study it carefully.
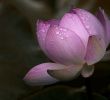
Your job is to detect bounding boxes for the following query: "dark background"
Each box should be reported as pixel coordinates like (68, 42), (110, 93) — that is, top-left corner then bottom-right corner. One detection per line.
(0, 0), (110, 100)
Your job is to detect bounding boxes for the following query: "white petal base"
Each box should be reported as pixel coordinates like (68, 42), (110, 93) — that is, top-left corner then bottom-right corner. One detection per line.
(48, 64), (83, 81)
(81, 64), (94, 78)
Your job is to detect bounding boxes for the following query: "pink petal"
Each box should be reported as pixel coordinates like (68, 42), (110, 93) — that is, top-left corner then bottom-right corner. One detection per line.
(36, 19), (59, 52)
(73, 8), (105, 40)
(24, 63), (66, 86)
(48, 64), (83, 81)
(45, 25), (86, 65)
(81, 64), (94, 78)
(59, 13), (89, 47)
(96, 8), (110, 46)
(85, 36), (106, 65)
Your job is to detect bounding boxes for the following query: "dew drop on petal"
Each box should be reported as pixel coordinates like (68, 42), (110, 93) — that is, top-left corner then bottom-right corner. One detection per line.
(56, 31), (59, 35)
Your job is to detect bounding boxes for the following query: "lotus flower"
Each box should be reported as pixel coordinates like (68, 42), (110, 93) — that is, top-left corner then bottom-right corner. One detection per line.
(24, 8), (110, 86)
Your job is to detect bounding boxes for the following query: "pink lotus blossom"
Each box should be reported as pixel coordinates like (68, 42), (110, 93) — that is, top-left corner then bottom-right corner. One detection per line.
(24, 8), (110, 86)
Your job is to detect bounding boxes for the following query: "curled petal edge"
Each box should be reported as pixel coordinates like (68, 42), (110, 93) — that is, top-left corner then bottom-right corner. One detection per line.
(85, 35), (106, 65)
(24, 63), (66, 86)
(47, 64), (83, 81)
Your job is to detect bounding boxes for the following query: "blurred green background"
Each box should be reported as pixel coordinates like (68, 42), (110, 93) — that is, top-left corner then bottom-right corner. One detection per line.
(0, 0), (110, 100)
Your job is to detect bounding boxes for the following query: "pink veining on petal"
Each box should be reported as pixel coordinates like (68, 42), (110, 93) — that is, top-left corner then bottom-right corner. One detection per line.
(45, 25), (86, 65)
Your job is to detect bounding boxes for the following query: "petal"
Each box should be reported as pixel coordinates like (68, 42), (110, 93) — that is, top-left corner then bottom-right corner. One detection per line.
(45, 25), (86, 65)
(48, 64), (83, 81)
(59, 12), (89, 47)
(81, 64), (94, 78)
(85, 36), (106, 65)
(96, 8), (110, 46)
(24, 63), (66, 86)
(73, 8), (105, 39)
(36, 19), (59, 52)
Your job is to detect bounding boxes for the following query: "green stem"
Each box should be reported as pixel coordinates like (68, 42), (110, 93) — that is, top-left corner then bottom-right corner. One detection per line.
(84, 77), (93, 100)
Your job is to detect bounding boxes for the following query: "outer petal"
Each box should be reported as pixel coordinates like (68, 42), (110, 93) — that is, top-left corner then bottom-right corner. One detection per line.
(59, 13), (89, 47)
(37, 19), (59, 52)
(85, 36), (106, 65)
(48, 64), (83, 81)
(24, 63), (66, 86)
(45, 25), (85, 65)
(96, 8), (110, 46)
(73, 8), (105, 39)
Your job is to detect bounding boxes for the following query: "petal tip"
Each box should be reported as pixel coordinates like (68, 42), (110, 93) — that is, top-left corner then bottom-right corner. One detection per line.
(36, 19), (43, 26)
(23, 73), (35, 86)
(81, 65), (94, 78)
(23, 63), (66, 86)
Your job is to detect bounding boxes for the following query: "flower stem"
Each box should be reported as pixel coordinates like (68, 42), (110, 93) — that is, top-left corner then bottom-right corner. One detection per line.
(84, 77), (93, 100)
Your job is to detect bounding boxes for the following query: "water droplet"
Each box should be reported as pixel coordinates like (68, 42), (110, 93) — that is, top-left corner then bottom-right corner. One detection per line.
(56, 31), (59, 34)
(63, 28), (67, 32)
(60, 37), (64, 40)
(65, 33), (68, 38)
(41, 29), (45, 33)
(55, 27), (58, 30)
(59, 28), (63, 31)
(86, 25), (90, 29)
